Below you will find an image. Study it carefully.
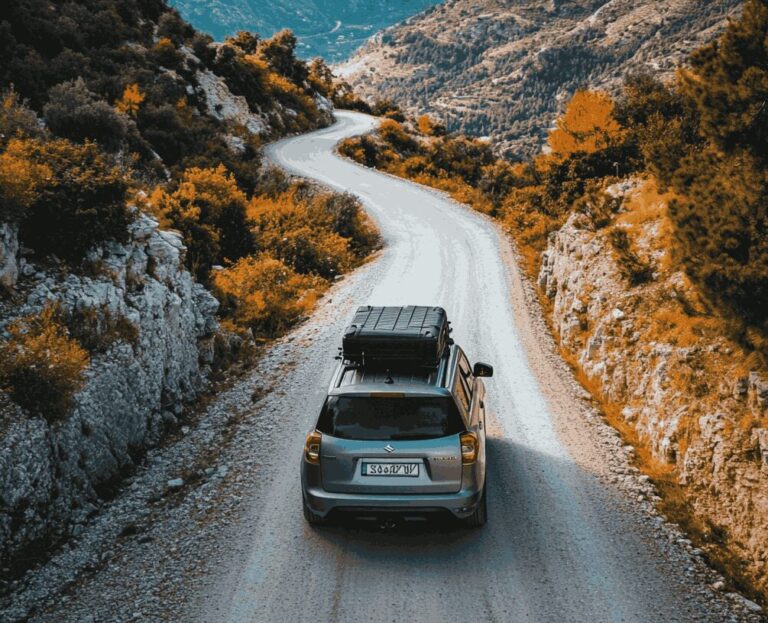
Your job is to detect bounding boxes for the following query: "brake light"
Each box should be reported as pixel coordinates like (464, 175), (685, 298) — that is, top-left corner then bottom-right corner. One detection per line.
(460, 432), (478, 464)
(304, 431), (322, 464)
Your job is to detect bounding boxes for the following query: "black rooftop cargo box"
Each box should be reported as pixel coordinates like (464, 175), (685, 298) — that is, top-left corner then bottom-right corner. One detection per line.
(342, 306), (451, 368)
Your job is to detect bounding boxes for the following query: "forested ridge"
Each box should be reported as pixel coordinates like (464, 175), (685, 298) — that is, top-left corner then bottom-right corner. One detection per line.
(339, 0), (743, 157)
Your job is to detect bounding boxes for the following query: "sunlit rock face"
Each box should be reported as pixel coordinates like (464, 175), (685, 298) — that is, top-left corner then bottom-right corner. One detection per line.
(0, 212), (219, 568)
(539, 182), (768, 595)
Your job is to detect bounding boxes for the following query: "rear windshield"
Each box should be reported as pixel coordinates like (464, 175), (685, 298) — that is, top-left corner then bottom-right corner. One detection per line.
(317, 395), (465, 441)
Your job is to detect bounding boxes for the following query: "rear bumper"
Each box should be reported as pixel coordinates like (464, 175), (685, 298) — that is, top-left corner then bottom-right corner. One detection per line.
(302, 480), (483, 519)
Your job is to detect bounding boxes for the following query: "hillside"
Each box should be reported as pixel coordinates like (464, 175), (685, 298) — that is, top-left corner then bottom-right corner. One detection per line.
(338, 0), (743, 157)
(167, 0), (438, 61)
(0, 0), (379, 580)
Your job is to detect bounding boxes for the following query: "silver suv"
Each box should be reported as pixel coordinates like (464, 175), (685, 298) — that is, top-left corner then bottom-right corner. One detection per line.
(301, 329), (493, 527)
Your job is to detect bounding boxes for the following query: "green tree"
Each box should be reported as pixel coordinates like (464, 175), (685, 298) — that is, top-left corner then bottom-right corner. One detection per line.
(679, 0), (768, 161)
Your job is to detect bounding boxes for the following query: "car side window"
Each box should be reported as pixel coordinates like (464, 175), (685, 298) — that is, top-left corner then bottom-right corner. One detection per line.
(454, 375), (471, 414)
(458, 353), (474, 398)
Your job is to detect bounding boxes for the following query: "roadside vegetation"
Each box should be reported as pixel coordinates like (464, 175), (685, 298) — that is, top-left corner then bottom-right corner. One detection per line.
(0, 0), (379, 419)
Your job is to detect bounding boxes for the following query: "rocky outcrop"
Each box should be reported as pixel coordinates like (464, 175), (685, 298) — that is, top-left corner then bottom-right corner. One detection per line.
(0, 212), (218, 569)
(538, 189), (768, 595)
(0, 223), (19, 290)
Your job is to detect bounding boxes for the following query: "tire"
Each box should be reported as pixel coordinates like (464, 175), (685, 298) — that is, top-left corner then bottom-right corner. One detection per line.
(462, 485), (487, 528)
(303, 498), (325, 526)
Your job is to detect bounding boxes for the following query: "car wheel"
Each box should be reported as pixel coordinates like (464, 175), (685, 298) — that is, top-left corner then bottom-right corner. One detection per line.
(303, 498), (325, 526)
(462, 485), (487, 528)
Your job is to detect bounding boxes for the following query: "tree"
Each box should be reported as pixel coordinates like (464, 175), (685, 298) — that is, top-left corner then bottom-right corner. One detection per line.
(679, 0), (768, 161)
(548, 90), (624, 157)
(259, 30), (307, 85)
(115, 83), (145, 118)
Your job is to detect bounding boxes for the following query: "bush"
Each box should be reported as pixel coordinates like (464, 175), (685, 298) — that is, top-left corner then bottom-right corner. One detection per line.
(608, 227), (654, 286)
(0, 89), (44, 148)
(43, 78), (130, 151)
(0, 138), (52, 222)
(248, 190), (348, 278)
(212, 255), (324, 337)
(248, 186), (378, 278)
(547, 90), (625, 158)
(0, 304), (90, 421)
(152, 165), (253, 280)
(18, 139), (132, 262)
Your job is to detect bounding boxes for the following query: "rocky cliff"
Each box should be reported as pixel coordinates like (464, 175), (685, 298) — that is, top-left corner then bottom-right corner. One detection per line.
(0, 212), (218, 570)
(538, 180), (768, 595)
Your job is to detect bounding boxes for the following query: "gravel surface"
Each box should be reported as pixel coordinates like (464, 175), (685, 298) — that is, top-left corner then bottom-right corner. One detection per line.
(2, 112), (764, 623)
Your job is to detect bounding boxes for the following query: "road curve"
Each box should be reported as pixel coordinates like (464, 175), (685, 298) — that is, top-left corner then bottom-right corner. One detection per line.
(197, 112), (723, 623)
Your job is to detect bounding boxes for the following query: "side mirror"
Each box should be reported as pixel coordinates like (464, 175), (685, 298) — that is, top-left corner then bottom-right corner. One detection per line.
(473, 362), (493, 378)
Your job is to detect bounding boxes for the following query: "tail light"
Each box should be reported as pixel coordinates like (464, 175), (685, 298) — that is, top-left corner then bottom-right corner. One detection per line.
(460, 432), (478, 464)
(304, 431), (322, 464)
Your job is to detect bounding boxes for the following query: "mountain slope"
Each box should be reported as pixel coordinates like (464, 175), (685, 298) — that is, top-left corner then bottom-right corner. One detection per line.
(167, 0), (438, 61)
(338, 0), (743, 157)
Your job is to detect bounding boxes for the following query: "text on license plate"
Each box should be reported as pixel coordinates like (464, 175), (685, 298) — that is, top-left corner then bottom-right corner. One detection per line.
(362, 462), (420, 477)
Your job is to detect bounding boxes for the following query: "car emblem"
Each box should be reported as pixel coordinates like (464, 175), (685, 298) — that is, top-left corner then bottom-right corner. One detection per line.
(384, 444), (395, 453)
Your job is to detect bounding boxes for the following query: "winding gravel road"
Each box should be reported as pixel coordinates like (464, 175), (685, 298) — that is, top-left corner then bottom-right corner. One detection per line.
(192, 112), (735, 623)
(11, 112), (752, 623)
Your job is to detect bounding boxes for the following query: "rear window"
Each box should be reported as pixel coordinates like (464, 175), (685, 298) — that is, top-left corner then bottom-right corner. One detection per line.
(317, 395), (465, 441)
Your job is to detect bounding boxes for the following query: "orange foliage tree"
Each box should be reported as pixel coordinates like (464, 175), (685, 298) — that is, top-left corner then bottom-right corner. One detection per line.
(115, 83), (145, 118)
(548, 90), (624, 157)
(151, 165), (253, 279)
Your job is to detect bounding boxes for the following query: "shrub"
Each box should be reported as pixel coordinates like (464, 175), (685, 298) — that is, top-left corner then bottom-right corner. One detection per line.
(18, 139), (132, 262)
(43, 78), (130, 151)
(248, 191), (345, 278)
(608, 227), (654, 286)
(320, 192), (380, 256)
(0, 304), (90, 421)
(379, 119), (418, 154)
(668, 149), (768, 321)
(212, 254), (324, 337)
(148, 37), (184, 70)
(152, 165), (253, 280)
(0, 138), (52, 222)
(417, 114), (445, 137)
(0, 89), (44, 148)
(114, 83), (145, 118)
(64, 306), (140, 353)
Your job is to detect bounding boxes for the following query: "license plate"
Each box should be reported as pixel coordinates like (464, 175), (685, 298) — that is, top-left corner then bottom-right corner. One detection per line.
(362, 462), (420, 477)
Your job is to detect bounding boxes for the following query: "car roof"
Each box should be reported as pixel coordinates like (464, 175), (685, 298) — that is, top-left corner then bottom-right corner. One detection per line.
(329, 345), (458, 398)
